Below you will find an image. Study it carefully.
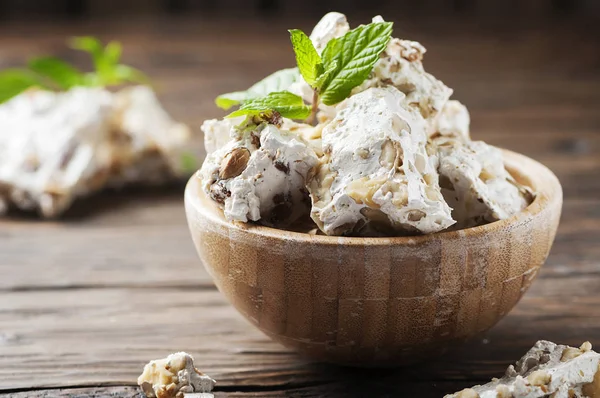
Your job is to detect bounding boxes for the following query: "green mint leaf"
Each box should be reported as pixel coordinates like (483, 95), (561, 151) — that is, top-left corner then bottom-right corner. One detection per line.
(289, 29), (323, 88)
(314, 59), (338, 91)
(180, 152), (199, 174)
(215, 92), (246, 110)
(96, 41), (122, 81)
(0, 69), (42, 104)
(28, 57), (84, 89)
(70, 36), (148, 87)
(320, 21), (393, 105)
(226, 91), (310, 120)
(216, 68), (300, 110)
(112, 65), (150, 85)
(70, 36), (104, 70)
(104, 41), (122, 66)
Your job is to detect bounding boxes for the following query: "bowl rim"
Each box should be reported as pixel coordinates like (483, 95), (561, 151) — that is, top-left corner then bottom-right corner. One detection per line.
(186, 148), (562, 246)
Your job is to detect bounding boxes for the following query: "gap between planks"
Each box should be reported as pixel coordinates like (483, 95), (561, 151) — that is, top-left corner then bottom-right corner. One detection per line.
(0, 380), (504, 397)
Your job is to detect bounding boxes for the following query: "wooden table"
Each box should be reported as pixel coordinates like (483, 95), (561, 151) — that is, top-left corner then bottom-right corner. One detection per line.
(1, 15), (599, 397)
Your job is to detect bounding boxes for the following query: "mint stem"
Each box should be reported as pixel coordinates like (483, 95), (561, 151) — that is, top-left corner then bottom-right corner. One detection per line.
(308, 90), (319, 125)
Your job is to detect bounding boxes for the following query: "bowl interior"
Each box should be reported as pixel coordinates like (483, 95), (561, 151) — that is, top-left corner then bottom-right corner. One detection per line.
(187, 149), (561, 246)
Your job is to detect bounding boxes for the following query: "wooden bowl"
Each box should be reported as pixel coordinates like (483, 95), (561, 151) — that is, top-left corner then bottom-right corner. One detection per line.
(185, 150), (562, 366)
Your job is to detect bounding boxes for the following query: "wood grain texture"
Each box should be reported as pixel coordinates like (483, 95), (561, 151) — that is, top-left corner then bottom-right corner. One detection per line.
(185, 151), (563, 365)
(0, 14), (598, 398)
(0, 382), (484, 398)
(1, 276), (599, 395)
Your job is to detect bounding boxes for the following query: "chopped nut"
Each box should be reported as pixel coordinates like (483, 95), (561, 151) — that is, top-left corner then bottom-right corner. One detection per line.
(562, 344), (588, 362)
(208, 181), (231, 205)
(495, 385), (511, 398)
(219, 147), (250, 180)
(379, 140), (399, 169)
(407, 209), (426, 221)
(455, 388), (479, 398)
(582, 363), (600, 398)
(356, 147), (370, 159)
(581, 342), (593, 352)
(346, 176), (387, 208)
(527, 370), (551, 386)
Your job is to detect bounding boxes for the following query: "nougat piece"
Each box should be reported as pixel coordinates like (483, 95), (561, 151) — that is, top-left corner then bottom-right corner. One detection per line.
(433, 136), (532, 229)
(293, 13), (453, 127)
(308, 87), (454, 236)
(0, 86), (192, 218)
(138, 352), (215, 398)
(0, 88), (113, 217)
(353, 16), (453, 128)
(445, 341), (600, 398)
(200, 121), (318, 226)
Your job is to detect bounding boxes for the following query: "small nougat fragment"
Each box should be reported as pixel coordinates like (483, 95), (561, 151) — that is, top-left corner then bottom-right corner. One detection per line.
(430, 100), (471, 142)
(138, 352), (215, 398)
(309, 11), (350, 53)
(433, 135), (532, 229)
(308, 87), (454, 236)
(201, 118), (239, 155)
(444, 341), (600, 398)
(200, 121), (318, 226)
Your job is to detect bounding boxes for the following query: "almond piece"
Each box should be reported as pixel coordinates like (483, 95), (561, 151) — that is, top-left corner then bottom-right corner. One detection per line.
(219, 148), (250, 180)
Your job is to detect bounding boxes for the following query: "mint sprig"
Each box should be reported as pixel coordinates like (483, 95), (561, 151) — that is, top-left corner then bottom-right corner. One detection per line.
(216, 19), (393, 123)
(319, 22), (393, 105)
(216, 68), (300, 110)
(0, 36), (150, 104)
(226, 91), (311, 120)
(69, 37), (149, 87)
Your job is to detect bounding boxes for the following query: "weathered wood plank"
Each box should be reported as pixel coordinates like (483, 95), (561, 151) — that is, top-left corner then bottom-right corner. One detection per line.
(2, 387), (144, 398)
(0, 381), (481, 397)
(0, 272), (598, 392)
(1, 199), (597, 290)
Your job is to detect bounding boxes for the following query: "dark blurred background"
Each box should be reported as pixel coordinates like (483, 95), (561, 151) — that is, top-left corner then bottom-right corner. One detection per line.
(0, 0), (598, 159)
(0, 0), (599, 19)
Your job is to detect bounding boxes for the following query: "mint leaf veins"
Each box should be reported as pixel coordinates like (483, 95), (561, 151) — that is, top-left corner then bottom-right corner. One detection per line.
(289, 29), (323, 88)
(226, 91), (311, 120)
(319, 21), (393, 106)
